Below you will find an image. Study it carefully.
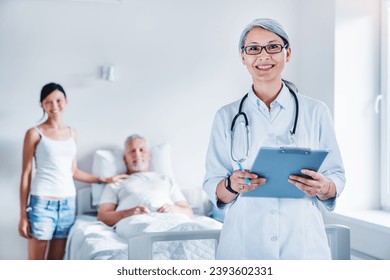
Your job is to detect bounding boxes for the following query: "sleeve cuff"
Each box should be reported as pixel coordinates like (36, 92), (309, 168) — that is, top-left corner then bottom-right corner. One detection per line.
(318, 196), (336, 211)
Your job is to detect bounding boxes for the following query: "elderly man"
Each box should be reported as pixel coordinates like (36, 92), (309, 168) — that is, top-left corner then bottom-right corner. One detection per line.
(97, 134), (192, 226)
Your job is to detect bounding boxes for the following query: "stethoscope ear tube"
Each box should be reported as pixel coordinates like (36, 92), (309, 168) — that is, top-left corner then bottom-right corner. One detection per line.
(230, 112), (248, 131)
(230, 82), (299, 157)
(230, 94), (249, 131)
(230, 123), (250, 162)
(282, 79), (299, 136)
(290, 89), (299, 135)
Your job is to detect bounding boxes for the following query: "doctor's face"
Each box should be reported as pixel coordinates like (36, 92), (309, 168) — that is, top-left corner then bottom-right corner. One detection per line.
(124, 138), (151, 174)
(241, 27), (291, 84)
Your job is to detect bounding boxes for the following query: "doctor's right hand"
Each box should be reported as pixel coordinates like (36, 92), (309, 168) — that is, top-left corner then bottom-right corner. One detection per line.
(230, 169), (266, 194)
(217, 170), (266, 204)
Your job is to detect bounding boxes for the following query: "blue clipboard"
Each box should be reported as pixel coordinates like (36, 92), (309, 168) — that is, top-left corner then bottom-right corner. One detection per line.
(241, 146), (329, 198)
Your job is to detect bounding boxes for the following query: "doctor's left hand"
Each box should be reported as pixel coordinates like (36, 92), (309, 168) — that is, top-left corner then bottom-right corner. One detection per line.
(288, 169), (335, 199)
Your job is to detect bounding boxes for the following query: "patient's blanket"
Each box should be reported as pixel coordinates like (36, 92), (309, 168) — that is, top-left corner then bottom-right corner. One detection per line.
(64, 215), (128, 260)
(65, 213), (222, 260)
(115, 212), (222, 260)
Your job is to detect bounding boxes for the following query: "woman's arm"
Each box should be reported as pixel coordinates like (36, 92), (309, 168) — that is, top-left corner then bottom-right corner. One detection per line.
(71, 129), (128, 184)
(288, 103), (344, 203)
(18, 128), (40, 239)
(203, 112), (235, 204)
(72, 159), (128, 184)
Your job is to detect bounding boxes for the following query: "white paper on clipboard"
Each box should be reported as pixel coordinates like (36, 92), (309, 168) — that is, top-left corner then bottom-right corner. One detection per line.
(241, 146), (330, 198)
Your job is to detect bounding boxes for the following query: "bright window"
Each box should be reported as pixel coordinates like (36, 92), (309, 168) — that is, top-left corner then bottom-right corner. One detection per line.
(380, 0), (390, 211)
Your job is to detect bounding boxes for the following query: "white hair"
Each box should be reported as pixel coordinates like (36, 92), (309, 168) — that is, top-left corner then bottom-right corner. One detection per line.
(124, 134), (147, 147)
(239, 18), (290, 51)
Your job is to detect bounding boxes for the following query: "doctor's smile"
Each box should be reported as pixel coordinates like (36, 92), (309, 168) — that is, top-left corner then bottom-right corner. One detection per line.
(256, 64), (274, 70)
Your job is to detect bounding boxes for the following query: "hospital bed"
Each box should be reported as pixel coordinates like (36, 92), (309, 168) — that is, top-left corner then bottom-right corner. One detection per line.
(65, 144), (222, 260)
(65, 186), (222, 260)
(64, 145), (351, 260)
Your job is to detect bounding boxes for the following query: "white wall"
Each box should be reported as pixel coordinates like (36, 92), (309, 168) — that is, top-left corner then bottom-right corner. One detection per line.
(294, 0), (336, 107)
(0, 0), (337, 259)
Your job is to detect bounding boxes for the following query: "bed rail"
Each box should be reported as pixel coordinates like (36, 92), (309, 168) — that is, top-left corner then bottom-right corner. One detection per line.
(128, 229), (221, 260)
(77, 187), (350, 260)
(325, 224), (351, 260)
(128, 224), (350, 260)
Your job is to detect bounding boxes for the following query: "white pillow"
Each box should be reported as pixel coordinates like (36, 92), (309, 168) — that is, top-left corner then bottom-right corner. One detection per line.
(91, 143), (174, 206)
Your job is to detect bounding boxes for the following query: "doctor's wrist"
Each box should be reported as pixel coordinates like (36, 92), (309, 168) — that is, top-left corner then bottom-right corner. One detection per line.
(225, 176), (239, 195)
(318, 179), (335, 200)
(216, 177), (238, 204)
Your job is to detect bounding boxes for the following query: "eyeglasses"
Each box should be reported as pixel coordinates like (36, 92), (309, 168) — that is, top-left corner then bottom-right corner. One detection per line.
(243, 43), (287, 55)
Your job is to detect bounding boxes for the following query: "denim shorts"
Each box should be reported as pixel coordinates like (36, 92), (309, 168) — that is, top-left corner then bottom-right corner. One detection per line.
(27, 195), (76, 240)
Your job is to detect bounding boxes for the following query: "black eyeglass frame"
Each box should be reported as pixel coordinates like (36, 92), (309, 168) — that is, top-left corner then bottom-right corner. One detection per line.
(242, 43), (288, 55)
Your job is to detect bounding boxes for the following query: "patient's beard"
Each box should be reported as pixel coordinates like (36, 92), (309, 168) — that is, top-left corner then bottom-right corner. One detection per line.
(129, 163), (150, 173)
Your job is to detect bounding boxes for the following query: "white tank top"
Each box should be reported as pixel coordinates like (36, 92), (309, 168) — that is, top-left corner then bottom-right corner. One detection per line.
(30, 126), (77, 198)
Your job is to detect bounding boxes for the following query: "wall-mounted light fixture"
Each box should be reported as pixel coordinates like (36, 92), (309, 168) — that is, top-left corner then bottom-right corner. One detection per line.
(101, 66), (115, 82)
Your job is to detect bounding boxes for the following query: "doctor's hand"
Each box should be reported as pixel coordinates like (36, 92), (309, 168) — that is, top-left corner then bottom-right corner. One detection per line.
(217, 170), (266, 204)
(230, 169), (266, 194)
(288, 169), (336, 200)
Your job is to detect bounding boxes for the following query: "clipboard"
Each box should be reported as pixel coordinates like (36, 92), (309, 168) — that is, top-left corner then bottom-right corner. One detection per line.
(241, 146), (329, 198)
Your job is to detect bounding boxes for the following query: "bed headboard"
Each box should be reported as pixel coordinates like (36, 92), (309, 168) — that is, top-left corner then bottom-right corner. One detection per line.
(76, 186), (98, 215)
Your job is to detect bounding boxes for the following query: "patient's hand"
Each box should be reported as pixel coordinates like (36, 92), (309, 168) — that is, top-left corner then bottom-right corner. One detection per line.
(98, 203), (150, 226)
(157, 203), (193, 218)
(129, 205), (150, 215)
(157, 204), (176, 213)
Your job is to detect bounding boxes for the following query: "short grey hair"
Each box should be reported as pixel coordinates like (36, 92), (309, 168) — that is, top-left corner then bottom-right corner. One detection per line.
(239, 18), (290, 51)
(124, 134), (147, 147)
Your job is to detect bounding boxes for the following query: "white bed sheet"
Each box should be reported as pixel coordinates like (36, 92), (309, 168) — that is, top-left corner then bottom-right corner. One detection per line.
(64, 215), (128, 260)
(64, 213), (222, 260)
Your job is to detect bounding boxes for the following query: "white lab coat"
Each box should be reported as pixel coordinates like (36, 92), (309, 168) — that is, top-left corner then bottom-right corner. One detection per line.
(203, 84), (345, 259)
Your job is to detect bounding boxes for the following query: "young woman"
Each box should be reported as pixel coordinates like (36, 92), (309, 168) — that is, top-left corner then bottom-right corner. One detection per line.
(203, 18), (345, 259)
(18, 83), (127, 260)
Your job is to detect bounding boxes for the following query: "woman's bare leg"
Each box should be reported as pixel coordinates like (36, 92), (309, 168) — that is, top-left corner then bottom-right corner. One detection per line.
(28, 238), (48, 260)
(47, 238), (67, 260)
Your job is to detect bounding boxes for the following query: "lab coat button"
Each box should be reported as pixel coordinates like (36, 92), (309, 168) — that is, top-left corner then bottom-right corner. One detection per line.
(270, 236), (278, 241)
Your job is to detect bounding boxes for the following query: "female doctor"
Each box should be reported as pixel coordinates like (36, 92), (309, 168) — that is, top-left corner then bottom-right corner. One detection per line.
(203, 18), (345, 259)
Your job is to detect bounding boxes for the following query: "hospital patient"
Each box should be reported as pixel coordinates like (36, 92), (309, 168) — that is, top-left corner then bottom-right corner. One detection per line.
(97, 134), (193, 227)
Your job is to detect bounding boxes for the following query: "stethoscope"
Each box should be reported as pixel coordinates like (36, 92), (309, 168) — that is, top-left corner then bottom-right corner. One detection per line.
(230, 81), (299, 163)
